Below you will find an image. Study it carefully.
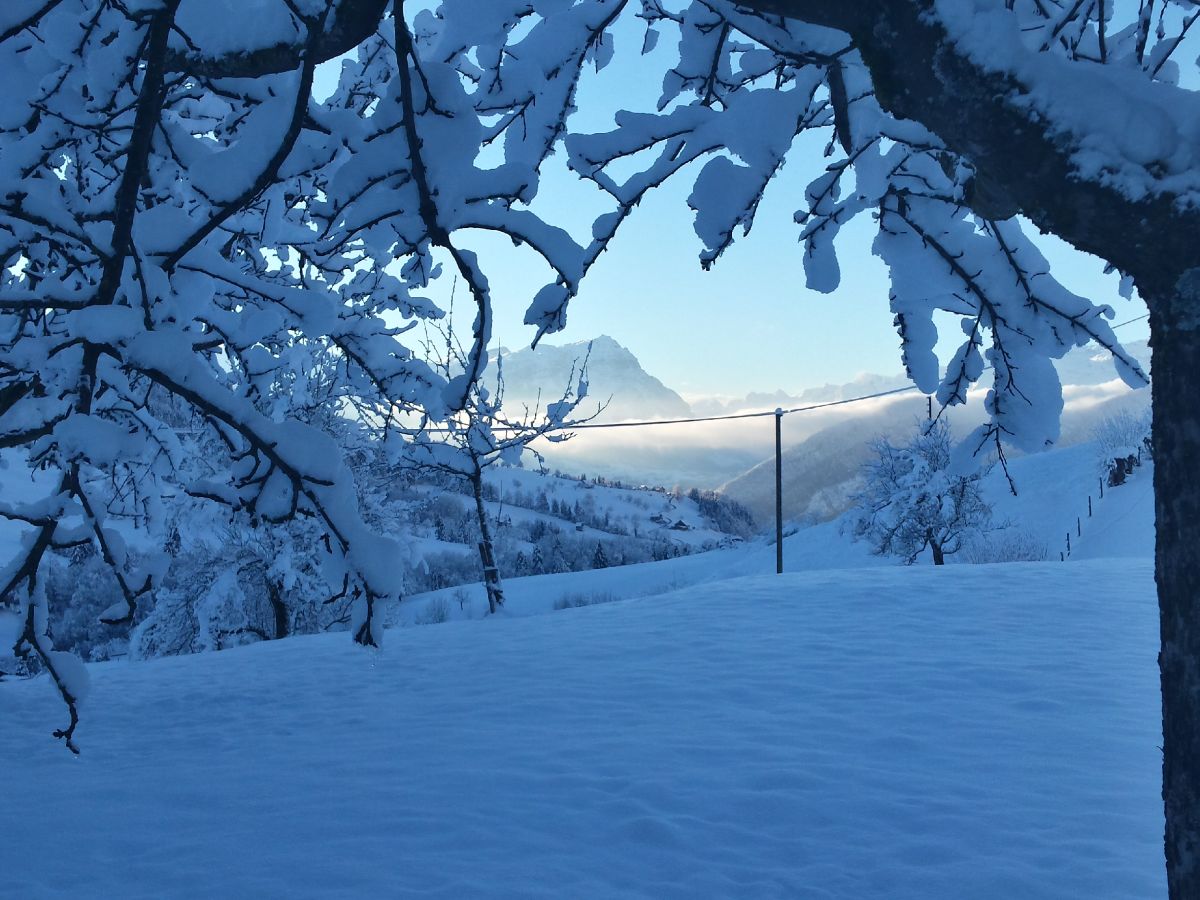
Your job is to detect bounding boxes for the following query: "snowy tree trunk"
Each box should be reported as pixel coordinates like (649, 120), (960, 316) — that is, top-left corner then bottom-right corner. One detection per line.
(930, 540), (945, 567)
(267, 579), (290, 640)
(469, 468), (505, 615)
(723, 4), (1199, 888)
(1150, 271), (1200, 900)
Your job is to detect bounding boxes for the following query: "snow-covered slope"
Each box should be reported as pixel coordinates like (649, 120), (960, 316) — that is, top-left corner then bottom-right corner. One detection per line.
(981, 441), (1153, 563)
(0, 428), (1164, 897)
(395, 464), (754, 598)
(718, 397), (926, 524)
(1072, 463), (1154, 561)
(1, 562), (1162, 899)
(400, 438), (1154, 624)
(481, 465), (740, 549)
(394, 515), (883, 625)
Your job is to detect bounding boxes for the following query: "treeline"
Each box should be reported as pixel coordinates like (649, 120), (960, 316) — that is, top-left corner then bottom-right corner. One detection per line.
(2, 457), (755, 672)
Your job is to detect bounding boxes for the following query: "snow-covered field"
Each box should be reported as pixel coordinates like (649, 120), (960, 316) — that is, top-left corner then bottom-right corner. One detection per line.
(0, 561), (1161, 898)
(0, 440), (1164, 898)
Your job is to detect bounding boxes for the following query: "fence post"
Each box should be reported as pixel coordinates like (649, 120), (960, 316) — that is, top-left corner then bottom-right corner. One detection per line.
(1066, 531), (1071, 556)
(1077, 517), (1082, 537)
(775, 408), (784, 575)
(1088, 495), (1093, 517)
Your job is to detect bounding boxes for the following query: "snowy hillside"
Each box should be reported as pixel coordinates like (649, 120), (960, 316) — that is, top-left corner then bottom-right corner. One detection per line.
(982, 442), (1155, 563)
(398, 436), (1154, 626)
(1, 423), (1165, 897)
(718, 394), (928, 524)
(396, 463), (754, 599)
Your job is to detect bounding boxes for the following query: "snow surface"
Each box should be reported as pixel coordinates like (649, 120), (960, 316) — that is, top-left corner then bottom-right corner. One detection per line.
(394, 516), (882, 626)
(1071, 465), (1155, 561)
(0, 408), (1163, 897)
(981, 442), (1147, 559)
(0, 561), (1162, 898)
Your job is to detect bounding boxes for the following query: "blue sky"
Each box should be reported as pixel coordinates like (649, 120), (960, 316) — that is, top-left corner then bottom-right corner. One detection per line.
(315, 9), (1150, 400)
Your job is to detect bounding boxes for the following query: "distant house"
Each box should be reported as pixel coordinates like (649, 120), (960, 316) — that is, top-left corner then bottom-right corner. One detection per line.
(649, 513), (670, 526)
(670, 520), (690, 531)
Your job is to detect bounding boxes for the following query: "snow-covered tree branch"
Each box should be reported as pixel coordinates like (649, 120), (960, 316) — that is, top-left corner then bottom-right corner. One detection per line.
(397, 308), (599, 614)
(3, 2), (1199, 891)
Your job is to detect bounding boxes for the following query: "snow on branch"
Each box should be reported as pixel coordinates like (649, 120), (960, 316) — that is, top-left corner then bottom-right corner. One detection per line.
(0, 0), (1162, 750)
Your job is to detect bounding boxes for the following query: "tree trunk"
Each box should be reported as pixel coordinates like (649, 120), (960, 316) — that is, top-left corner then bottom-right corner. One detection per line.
(469, 467), (505, 615)
(1150, 270), (1200, 900)
(267, 578), (290, 640)
(930, 541), (945, 566)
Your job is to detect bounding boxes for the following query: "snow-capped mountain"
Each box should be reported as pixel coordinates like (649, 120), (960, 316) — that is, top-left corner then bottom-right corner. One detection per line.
(489, 335), (692, 423)
(488, 335), (1150, 496)
(690, 372), (914, 417)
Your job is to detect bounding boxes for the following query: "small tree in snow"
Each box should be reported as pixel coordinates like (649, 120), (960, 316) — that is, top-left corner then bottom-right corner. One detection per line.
(592, 543), (610, 569)
(1092, 406), (1153, 482)
(849, 419), (992, 566)
(398, 317), (598, 614)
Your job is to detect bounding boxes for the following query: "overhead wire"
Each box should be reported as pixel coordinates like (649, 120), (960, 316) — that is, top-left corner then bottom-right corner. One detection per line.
(559, 311), (1149, 431)
(413, 311), (1149, 434)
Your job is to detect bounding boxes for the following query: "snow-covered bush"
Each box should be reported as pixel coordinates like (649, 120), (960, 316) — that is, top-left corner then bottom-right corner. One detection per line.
(848, 419), (994, 566)
(961, 530), (1049, 565)
(414, 597), (451, 626)
(1092, 408), (1153, 474)
(130, 504), (350, 659)
(45, 550), (131, 662)
(553, 591), (621, 611)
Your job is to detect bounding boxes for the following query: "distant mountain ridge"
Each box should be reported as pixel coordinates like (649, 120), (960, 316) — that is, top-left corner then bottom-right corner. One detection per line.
(691, 372), (914, 417)
(492, 335), (1151, 493)
(491, 335), (692, 423)
(691, 339), (1150, 417)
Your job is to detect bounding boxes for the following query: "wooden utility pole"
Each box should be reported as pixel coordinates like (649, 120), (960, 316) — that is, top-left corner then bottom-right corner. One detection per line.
(775, 408), (783, 575)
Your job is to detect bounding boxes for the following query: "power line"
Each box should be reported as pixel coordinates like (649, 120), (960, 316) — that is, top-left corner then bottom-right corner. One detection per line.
(565, 311), (1150, 430)
(415, 310), (1150, 434)
(1112, 313), (1149, 329)
(566, 384), (920, 430)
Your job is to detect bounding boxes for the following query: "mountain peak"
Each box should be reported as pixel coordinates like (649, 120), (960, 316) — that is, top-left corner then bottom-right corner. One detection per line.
(488, 336), (690, 422)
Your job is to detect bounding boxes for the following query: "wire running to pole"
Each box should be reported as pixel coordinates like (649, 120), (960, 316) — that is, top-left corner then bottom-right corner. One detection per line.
(413, 312), (1148, 435)
(566, 384), (921, 430)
